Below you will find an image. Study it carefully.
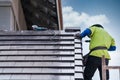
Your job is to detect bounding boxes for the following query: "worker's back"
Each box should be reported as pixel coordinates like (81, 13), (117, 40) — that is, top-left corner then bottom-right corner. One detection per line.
(89, 27), (115, 59)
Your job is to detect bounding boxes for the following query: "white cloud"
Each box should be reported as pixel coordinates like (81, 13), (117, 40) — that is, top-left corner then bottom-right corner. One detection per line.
(62, 6), (109, 29)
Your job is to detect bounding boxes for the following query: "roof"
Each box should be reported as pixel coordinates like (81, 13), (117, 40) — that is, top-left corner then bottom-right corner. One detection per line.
(0, 30), (83, 80)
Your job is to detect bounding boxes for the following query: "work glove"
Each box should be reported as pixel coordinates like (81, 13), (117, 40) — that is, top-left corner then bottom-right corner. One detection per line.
(74, 33), (82, 39)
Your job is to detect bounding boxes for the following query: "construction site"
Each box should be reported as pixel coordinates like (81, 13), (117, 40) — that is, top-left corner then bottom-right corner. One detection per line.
(0, 0), (120, 80)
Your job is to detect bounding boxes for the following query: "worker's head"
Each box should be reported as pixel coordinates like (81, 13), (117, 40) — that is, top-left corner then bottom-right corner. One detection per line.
(90, 24), (104, 29)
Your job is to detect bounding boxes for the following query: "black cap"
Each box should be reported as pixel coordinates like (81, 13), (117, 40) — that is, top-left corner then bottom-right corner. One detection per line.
(91, 24), (104, 29)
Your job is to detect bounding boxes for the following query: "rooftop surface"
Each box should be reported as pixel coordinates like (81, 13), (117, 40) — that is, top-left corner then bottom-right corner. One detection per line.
(0, 30), (83, 80)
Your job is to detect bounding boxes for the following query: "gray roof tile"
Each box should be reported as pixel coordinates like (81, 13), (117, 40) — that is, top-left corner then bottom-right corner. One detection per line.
(10, 74), (31, 80)
(0, 74), (11, 80)
(0, 30), (83, 80)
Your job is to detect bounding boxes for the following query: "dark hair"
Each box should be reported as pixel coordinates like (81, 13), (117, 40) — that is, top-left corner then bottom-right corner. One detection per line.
(91, 24), (104, 29)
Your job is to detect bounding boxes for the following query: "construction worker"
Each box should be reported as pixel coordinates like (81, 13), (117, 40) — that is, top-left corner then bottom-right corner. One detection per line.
(75, 24), (116, 80)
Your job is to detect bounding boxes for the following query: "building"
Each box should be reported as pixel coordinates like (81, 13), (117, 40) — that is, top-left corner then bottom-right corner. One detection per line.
(0, 0), (63, 31)
(0, 0), (84, 80)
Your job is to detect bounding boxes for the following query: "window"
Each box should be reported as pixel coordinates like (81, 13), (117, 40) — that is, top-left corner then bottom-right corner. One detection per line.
(0, 0), (15, 31)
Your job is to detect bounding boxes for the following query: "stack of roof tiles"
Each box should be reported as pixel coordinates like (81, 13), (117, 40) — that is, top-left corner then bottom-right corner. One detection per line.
(0, 30), (83, 80)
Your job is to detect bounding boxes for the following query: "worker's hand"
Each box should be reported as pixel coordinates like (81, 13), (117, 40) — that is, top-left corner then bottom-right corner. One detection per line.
(74, 33), (82, 39)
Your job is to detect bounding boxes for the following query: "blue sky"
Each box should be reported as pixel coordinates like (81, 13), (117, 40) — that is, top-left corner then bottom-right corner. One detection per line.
(62, 0), (120, 28)
(61, 0), (120, 80)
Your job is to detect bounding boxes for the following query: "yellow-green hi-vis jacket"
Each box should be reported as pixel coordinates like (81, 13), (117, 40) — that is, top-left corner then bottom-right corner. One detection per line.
(89, 27), (116, 59)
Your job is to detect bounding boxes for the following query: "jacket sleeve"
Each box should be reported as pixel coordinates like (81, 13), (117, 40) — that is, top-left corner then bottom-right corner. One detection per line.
(108, 46), (116, 51)
(108, 38), (116, 51)
(80, 28), (92, 38)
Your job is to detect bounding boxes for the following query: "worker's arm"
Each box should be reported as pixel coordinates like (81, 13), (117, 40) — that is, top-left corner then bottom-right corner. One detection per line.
(108, 46), (116, 51)
(80, 28), (92, 38)
(108, 38), (116, 51)
(75, 28), (91, 39)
